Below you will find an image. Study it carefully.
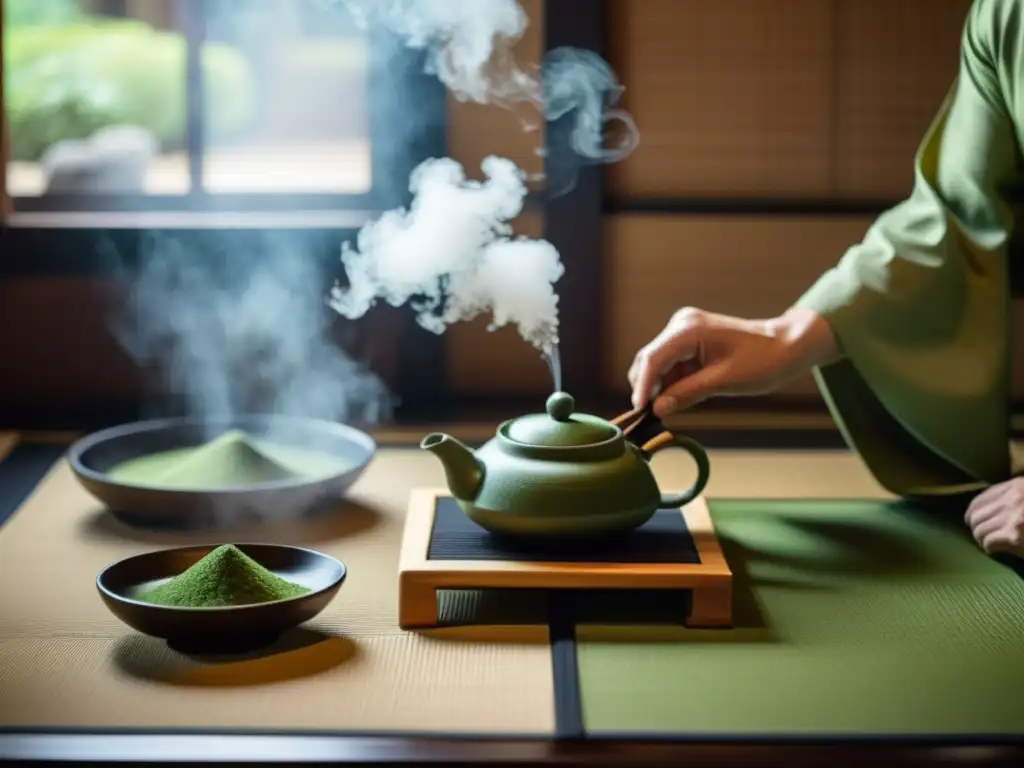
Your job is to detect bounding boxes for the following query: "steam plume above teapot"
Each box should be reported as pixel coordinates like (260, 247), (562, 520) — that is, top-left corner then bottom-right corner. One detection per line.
(327, 0), (638, 375)
(329, 155), (564, 354)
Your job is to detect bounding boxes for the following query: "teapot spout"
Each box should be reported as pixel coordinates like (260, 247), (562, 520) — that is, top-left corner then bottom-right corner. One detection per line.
(420, 433), (484, 502)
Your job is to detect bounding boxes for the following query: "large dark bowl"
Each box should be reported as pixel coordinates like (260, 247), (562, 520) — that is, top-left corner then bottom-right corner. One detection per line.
(69, 414), (376, 528)
(96, 543), (346, 653)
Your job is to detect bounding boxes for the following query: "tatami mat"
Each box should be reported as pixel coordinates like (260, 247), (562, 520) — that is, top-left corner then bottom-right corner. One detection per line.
(9, 428), (1013, 740)
(576, 498), (1024, 737)
(0, 447), (555, 735)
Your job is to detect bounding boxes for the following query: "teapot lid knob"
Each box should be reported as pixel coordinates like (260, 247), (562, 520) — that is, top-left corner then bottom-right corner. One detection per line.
(546, 391), (575, 421)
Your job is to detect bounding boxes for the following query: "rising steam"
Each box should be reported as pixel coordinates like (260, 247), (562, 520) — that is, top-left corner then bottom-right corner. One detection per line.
(112, 235), (391, 432)
(328, 0), (637, 375)
(113, 0), (636, 433)
(329, 155), (564, 351)
(337, 0), (638, 187)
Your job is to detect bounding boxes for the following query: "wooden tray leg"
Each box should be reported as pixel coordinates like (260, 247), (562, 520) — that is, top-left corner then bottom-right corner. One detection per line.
(687, 583), (733, 628)
(398, 577), (439, 629)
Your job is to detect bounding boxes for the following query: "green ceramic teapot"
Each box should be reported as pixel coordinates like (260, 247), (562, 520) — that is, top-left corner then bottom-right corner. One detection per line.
(420, 391), (711, 538)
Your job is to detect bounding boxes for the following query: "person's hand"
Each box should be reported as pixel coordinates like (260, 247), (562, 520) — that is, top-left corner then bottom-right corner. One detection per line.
(964, 478), (1024, 556)
(628, 306), (841, 418)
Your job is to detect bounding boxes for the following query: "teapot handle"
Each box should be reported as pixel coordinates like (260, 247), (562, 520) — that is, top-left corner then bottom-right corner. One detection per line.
(640, 431), (710, 509)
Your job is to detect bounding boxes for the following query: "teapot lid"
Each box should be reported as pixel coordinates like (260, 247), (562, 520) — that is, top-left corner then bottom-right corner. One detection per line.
(504, 392), (618, 447)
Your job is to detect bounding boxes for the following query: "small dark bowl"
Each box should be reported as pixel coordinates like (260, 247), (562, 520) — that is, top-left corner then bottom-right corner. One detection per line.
(96, 543), (346, 654)
(69, 414), (376, 529)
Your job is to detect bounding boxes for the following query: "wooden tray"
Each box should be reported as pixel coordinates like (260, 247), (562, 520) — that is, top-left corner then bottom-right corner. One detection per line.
(398, 489), (733, 630)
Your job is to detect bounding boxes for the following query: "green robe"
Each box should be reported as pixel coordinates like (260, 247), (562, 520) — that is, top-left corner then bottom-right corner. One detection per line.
(795, 0), (1024, 497)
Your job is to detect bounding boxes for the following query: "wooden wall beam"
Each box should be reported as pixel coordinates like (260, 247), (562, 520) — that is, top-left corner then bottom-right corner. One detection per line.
(542, 0), (606, 403)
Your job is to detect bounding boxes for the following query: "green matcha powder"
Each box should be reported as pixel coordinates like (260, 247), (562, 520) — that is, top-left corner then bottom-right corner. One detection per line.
(137, 544), (311, 607)
(107, 429), (346, 490)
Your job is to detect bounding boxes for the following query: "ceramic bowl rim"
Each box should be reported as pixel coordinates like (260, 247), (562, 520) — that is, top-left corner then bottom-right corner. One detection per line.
(95, 542), (347, 613)
(69, 414), (377, 494)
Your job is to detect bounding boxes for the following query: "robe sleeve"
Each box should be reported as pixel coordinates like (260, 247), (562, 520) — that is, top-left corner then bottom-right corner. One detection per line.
(794, 0), (1024, 496)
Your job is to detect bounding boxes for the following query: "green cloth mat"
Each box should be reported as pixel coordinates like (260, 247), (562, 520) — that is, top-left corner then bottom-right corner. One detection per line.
(576, 499), (1024, 737)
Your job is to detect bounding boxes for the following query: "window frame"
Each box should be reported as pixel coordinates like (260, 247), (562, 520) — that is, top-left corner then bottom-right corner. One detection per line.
(0, 0), (449, 426)
(3, 0), (439, 219)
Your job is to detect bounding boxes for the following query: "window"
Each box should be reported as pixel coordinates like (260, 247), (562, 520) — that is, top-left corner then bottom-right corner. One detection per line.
(2, 0), (441, 222)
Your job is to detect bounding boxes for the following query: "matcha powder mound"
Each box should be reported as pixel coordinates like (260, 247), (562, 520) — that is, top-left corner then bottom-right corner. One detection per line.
(138, 544), (311, 607)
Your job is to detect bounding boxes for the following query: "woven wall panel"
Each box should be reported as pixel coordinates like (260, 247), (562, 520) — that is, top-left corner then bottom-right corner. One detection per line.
(835, 0), (972, 199)
(603, 0), (835, 199)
